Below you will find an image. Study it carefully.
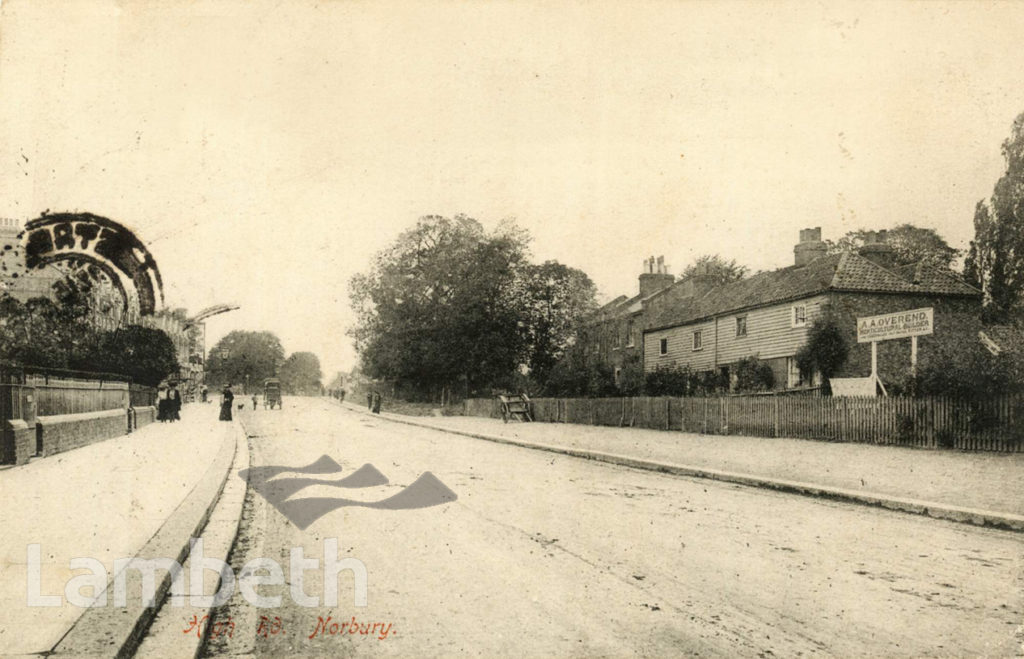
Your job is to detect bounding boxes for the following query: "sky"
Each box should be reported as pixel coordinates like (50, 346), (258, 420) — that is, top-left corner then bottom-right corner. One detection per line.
(1, 0), (1023, 377)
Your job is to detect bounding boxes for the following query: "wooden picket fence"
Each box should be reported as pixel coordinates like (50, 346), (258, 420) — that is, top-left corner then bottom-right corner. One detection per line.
(464, 394), (1024, 452)
(1, 365), (151, 421)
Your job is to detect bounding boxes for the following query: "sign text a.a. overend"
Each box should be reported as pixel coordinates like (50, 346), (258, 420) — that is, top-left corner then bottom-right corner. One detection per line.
(856, 307), (934, 344)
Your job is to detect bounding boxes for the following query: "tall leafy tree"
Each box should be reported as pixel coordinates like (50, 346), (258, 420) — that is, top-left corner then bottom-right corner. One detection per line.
(349, 214), (532, 395)
(279, 351), (323, 395)
(92, 326), (179, 386)
(681, 254), (748, 285)
(826, 224), (960, 270)
(206, 330), (285, 390)
(521, 260), (597, 383)
(965, 112), (1024, 319)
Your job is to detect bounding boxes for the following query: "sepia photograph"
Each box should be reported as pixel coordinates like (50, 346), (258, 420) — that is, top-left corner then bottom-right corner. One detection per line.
(0, 1), (1022, 656)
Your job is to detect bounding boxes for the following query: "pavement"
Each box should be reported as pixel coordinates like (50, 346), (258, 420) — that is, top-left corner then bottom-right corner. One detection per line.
(344, 401), (1024, 531)
(0, 402), (235, 657)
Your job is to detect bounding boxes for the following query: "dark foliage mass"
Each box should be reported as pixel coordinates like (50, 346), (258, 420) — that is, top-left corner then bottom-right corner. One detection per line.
(0, 289), (179, 385)
(279, 351), (323, 395)
(348, 215), (597, 397)
(965, 112), (1024, 321)
(205, 331), (286, 390)
(826, 225), (960, 270)
(795, 316), (849, 387)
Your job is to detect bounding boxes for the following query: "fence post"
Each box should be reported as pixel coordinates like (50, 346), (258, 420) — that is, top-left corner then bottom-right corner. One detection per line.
(702, 397), (708, 434)
(773, 396), (779, 438)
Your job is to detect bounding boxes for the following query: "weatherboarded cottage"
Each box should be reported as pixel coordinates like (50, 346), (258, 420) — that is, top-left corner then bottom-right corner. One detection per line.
(642, 228), (982, 391)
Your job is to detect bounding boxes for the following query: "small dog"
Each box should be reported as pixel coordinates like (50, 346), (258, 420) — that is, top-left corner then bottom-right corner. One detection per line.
(237, 403), (245, 410)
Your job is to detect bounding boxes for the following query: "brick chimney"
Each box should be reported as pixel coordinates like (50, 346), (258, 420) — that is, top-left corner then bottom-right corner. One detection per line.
(794, 227), (827, 267)
(858, 230), (897, 270)
(639, 255), (674, 298)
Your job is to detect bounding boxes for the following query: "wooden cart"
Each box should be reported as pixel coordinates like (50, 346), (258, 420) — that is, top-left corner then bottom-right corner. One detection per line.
(264, 378), (283, 410)
(497, 393), (533, 423)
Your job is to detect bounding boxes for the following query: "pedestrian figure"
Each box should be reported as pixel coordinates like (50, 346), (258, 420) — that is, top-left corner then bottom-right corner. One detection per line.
(367, 392), (373, 410)
(168, 383), (182, 422)
(371, 391), (382, 414)
(219, 384), (234, 422)
(157, 386), (170, 422)
(252, 394), (258, 410)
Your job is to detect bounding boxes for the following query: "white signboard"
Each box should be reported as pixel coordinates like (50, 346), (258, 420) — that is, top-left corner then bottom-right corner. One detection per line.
(856, 307), (934, 344)
(829, 376), (886, 397)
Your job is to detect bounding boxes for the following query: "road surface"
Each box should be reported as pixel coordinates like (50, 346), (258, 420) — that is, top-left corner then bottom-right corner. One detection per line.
(189, 397), (1022, 657)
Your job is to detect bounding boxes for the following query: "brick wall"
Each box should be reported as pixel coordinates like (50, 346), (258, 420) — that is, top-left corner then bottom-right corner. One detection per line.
(1, 419), (34, 465)
(36, 409), (128, 458)
(134, 406), (157, 429)
(828, 293), (982, 383)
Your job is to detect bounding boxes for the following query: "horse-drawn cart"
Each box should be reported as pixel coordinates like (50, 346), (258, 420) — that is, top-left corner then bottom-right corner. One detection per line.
(264, 378), (283, 410)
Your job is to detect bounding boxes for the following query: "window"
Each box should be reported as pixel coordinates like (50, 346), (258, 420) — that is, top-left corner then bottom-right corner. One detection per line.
(626, 319), (635, 347)
(659, 338), (668, 355)
(613, 329), (621, 350)
(614, 367), (622, 385)
(792, 305), (807, 327)
(692, 330), (703, 351)
(736, 316), (747, 337)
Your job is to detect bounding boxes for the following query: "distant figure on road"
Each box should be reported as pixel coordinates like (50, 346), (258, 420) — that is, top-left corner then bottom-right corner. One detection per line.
(367, 392), (373, 410)
(371, 391), (382, 414)
(157, 386), (170, 422)
(168, 384), (182, 422)
(252, 394), (258, 410)
(220, 385), (234, 422)
(201, 386), (208, 403)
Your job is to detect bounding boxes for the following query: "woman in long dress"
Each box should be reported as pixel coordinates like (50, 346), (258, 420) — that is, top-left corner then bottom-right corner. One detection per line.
(168, 384), (182, 422)
(157, 386), (170, 422)
(219, 385), (234, 421)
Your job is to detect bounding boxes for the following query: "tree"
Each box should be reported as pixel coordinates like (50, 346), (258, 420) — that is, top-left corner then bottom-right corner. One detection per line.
(349, 214), (533, 396)
(733, 355), (775, 393)
(0, 291), (179, 385)
(965, 112), (1024, 319)
(681, 254), (748, 286)
(0, 287), (100, 370)
(279, 352), (323, 395)
(521, 260), (597, 384)
(826, 224), (960, 270)
(92, 325), (179, 386)
(906, 337), (1020, 400)
(644, 364), (692, 397)
(543, 346), (618, 397)
(206, 331), (285, 391)
(794, 315), (849, 390)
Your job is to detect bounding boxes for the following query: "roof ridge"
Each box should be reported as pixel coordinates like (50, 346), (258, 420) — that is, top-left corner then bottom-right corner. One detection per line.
(923, 261), (982, 293)
(831, 251), (849, 288)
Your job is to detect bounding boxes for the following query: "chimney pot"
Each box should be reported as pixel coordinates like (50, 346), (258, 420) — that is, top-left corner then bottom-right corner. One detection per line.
(858, 230), (896, 269)
(794, 227), (827, 266)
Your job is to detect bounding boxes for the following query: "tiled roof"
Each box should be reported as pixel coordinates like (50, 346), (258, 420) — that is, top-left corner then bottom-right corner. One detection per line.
(890, 262), (979, 296)
(590, 293), (640, 323)
(648, 252), (981, 330)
